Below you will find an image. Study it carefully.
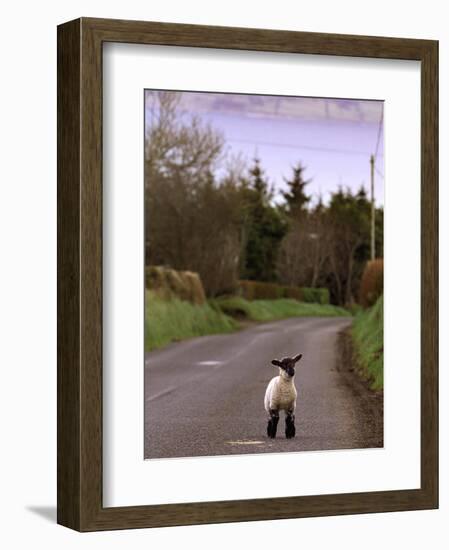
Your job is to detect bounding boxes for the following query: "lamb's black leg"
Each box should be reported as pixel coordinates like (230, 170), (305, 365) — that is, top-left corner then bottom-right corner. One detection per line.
(285, 410), (296, 439)
(267, 409), (280, 438)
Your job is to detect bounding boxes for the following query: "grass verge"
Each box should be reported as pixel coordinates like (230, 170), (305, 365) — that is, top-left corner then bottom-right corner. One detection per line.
(213, 296), (350, 322)
(145, 291), (238, 352)
(351, 295), (383, 390)
(146, 292), (352, 353)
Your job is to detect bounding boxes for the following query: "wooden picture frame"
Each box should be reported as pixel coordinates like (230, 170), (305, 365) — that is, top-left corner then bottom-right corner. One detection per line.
(57, 17), (438, 531)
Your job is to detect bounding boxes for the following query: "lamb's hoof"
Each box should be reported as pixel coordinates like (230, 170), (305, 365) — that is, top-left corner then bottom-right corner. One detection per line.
(285, 426), (296, 439)
(285, 418), (296, 439)
(267, 420), (276, 438)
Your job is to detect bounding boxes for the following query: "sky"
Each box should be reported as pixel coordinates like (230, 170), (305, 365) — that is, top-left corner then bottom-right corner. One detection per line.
(145, 90), (384, 206)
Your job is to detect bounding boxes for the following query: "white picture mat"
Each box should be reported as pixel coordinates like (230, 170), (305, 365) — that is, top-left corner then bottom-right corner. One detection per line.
(102, 42), (421, 507)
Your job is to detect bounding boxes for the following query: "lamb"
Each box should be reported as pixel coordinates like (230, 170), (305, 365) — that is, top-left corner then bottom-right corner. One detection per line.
(264, 354), (302, 439)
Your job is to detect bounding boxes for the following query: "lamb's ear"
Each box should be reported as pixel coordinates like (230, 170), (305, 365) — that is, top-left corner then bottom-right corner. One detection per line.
(293, 354), (303, 363)
(271, 359), (282, 367)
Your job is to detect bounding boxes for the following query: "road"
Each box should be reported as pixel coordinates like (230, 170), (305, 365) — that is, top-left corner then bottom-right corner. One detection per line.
(144, 317), (383, 459)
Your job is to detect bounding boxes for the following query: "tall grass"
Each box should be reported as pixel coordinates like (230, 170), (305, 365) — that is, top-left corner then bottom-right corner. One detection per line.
(352, 295), (383, 390)
(145, 291), (237, 351)
(214, 296), (350, 322)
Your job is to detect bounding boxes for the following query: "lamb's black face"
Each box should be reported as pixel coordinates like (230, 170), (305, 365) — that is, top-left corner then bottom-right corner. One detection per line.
(271, 354), (302, 378)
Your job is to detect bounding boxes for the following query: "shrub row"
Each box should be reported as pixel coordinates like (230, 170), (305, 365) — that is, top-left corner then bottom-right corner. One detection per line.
(238, 280), (283, 300)
(215, 296), (349, 321)
(145, 269), (331, 306)
(145, 265), (206, 305)
(237, 280), (329, 304)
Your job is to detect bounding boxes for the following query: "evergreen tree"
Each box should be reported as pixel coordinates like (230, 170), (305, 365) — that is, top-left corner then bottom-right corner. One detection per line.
(241, 158), (287, 281)
(249, 156), (271, 203)
(356, 185), (368, 202)
(281, 162), (311, 219)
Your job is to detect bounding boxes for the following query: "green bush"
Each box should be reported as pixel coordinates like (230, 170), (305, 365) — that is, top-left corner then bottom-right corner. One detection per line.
(301, 287), (330, 305)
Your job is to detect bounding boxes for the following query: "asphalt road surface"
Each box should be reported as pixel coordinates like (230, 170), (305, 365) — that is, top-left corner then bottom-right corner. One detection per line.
(144, 317), (383, 459)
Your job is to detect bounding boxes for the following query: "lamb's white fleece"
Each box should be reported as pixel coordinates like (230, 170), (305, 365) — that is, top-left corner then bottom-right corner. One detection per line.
(264, 369), (297, 413)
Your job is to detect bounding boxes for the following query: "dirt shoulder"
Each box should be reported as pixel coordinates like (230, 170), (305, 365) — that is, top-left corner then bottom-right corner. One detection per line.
(336, 328), (384, 448)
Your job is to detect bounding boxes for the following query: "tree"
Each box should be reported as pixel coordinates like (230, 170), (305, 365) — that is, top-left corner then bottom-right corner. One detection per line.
(277, 163), (325, 288)
(145, 91), (245, 296)
(277, 197), (330, 288)
(308, 195), (331, 287)
(144, 91), (383, 303)
(249, 156), (270, 202)
(375, 206), (384, 259)
(240, 158), (287, 282)
(281, 162), (311, 220)
(326, 187), (371, 305)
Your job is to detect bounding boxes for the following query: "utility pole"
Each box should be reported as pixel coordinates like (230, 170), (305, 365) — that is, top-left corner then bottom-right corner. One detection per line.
(370, 154), (375, 261)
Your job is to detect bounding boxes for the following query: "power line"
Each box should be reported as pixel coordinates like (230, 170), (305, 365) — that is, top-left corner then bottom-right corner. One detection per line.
(226, 137), (383, 158)
(369, 106), (384, 261)
(374, 106), (384, 160)
(375, 166), (384, 179)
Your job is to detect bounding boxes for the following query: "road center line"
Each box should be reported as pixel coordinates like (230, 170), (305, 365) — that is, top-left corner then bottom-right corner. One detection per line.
(146, 386), (176, 402)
